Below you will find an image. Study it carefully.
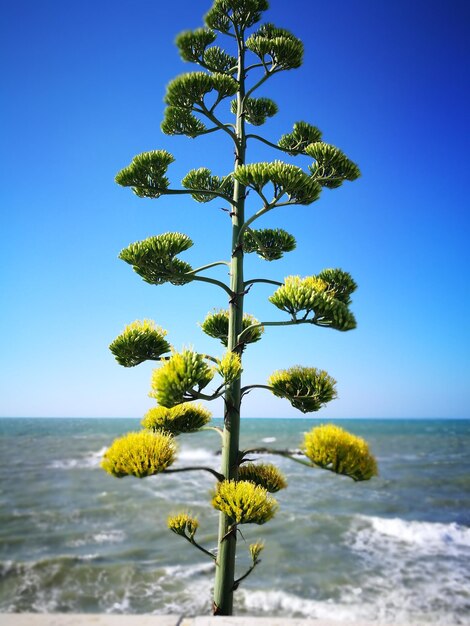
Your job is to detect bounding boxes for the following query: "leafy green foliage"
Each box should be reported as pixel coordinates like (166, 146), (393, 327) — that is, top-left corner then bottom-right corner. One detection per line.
(119, 233), (194, 286)
(115, 151), (174, 198)
(101, 431), (177, 478)
(212, 480), (277, 524)
(205, 0), (268, 34)
(201, 310), (263, 347)
(231, 97), (278, 126)
(233, 161), (321, 204)
(150, 349), (215, 407)
(243, 227), (296, 261)
(268, 366), (337, 413)
(246, 23), (304, 70)
(303, 424), (378, 481)
(182, 167), (234, 202)
(176, 28), (217, 63)
(307, 142), (360, 188)
(109, 320), (171, 367)
(142, 403), (212, 435)
(269, 273), (357, 331)
(238, 462), (287, 492)
(278, 121), (323, 155)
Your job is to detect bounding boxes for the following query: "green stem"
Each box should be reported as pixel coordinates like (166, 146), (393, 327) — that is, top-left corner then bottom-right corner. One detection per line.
(237, 319), (309, 345)
(213, 25), (247, 618)
(232, 560), (260, 590)
(176, 532), (217, 561)
(246, 132), (305, 155)
(189, 537), (217, 561)
(241, 446), (314, 468)
(192, 275), (234, 297)
(188, 261), (230, 275)
(243, 278), (283, 288)
(200, 425), (224, 440)
(163, 466), (224, 481)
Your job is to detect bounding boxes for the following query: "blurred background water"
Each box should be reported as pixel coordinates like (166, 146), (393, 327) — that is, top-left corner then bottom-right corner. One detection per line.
(0, 417), (469, 623)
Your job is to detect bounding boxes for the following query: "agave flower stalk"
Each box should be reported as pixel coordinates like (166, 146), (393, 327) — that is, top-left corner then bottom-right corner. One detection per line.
(103, 0), (376, 617)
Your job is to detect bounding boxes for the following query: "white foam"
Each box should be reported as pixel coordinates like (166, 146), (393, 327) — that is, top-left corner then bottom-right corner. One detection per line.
(238, 588), (370, 621)
(261, 436), (277, 443)
(48, 447), (108, 470)
(164, 561), (214, 579)
(177, 447), (216, 463)
(66, 529), (126, 547)
(351, 515), (470, 556)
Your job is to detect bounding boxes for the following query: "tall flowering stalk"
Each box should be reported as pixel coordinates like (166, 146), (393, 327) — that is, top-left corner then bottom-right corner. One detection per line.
(103, 0), (377, 616)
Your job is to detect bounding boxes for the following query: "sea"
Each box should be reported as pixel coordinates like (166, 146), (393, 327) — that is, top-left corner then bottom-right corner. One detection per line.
(0, 417), (469, 623)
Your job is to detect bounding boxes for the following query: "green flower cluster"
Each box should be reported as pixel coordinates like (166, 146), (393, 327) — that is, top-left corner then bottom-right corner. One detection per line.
(269, 270), (357, 331)
(306, 142), (360, 188)
(150, 349), (214, 407)
(233, 161), (321, 205)
(268, 366), (337, 413)
(109, 320), (171, 367)
(115, 150), (174, 199)
(201, 310), (263, 347)
(230, 97), (278, 126)
(243, 227), (296, 261)
(101, 430), (176, 478)
(303, 424), (378, 481)
(176, 27), (216, 63)
(246, 22), (304, 70)
(119, 232), (194, 286)
(278, 121), (323, 155)
(205, 0), (268, 34)
(212, 480), (277, 524)
(142, 403), (212, 435)
(181, 167), (234, 202)
(238, 462), (287, 492)
(165, 71), (238, 109)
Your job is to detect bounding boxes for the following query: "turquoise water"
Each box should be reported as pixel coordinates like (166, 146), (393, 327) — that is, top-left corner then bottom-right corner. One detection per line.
(0, 417), (469, 622)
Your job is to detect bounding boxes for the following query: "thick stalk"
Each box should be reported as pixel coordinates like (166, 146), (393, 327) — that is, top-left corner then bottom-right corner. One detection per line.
(212, 27), (247, 617)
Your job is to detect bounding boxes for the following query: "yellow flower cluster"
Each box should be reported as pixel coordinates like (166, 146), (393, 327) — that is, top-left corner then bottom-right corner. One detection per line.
(150, 349), (214, 407)
(101, 430), (176, 478)
(167, 512), (199, 538)
(211, 480), (277, 525)
(238, 462), (287, 492)
(216, 351), (242, 384)
(303, 424), (378, 481)
(249, 541), (265, 563)
(142, 403), (211, 435)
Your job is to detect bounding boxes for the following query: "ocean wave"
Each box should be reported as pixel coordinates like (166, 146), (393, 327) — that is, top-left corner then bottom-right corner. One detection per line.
(48, 447), (107, 470)
(350, 515), (470, 556)
(238, 588), (370, 621)
(66, 529), (126, 547)
(177, 447), (217, 464)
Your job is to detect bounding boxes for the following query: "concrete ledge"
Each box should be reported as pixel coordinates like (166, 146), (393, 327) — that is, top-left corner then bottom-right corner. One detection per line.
(0, 615), (411, 626)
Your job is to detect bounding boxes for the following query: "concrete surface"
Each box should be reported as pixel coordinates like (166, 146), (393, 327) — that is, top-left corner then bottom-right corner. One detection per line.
(0, 614), (412, 626)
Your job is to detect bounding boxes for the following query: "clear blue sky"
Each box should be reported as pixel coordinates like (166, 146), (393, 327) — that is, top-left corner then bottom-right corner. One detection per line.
(1, 0), (469, 418)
